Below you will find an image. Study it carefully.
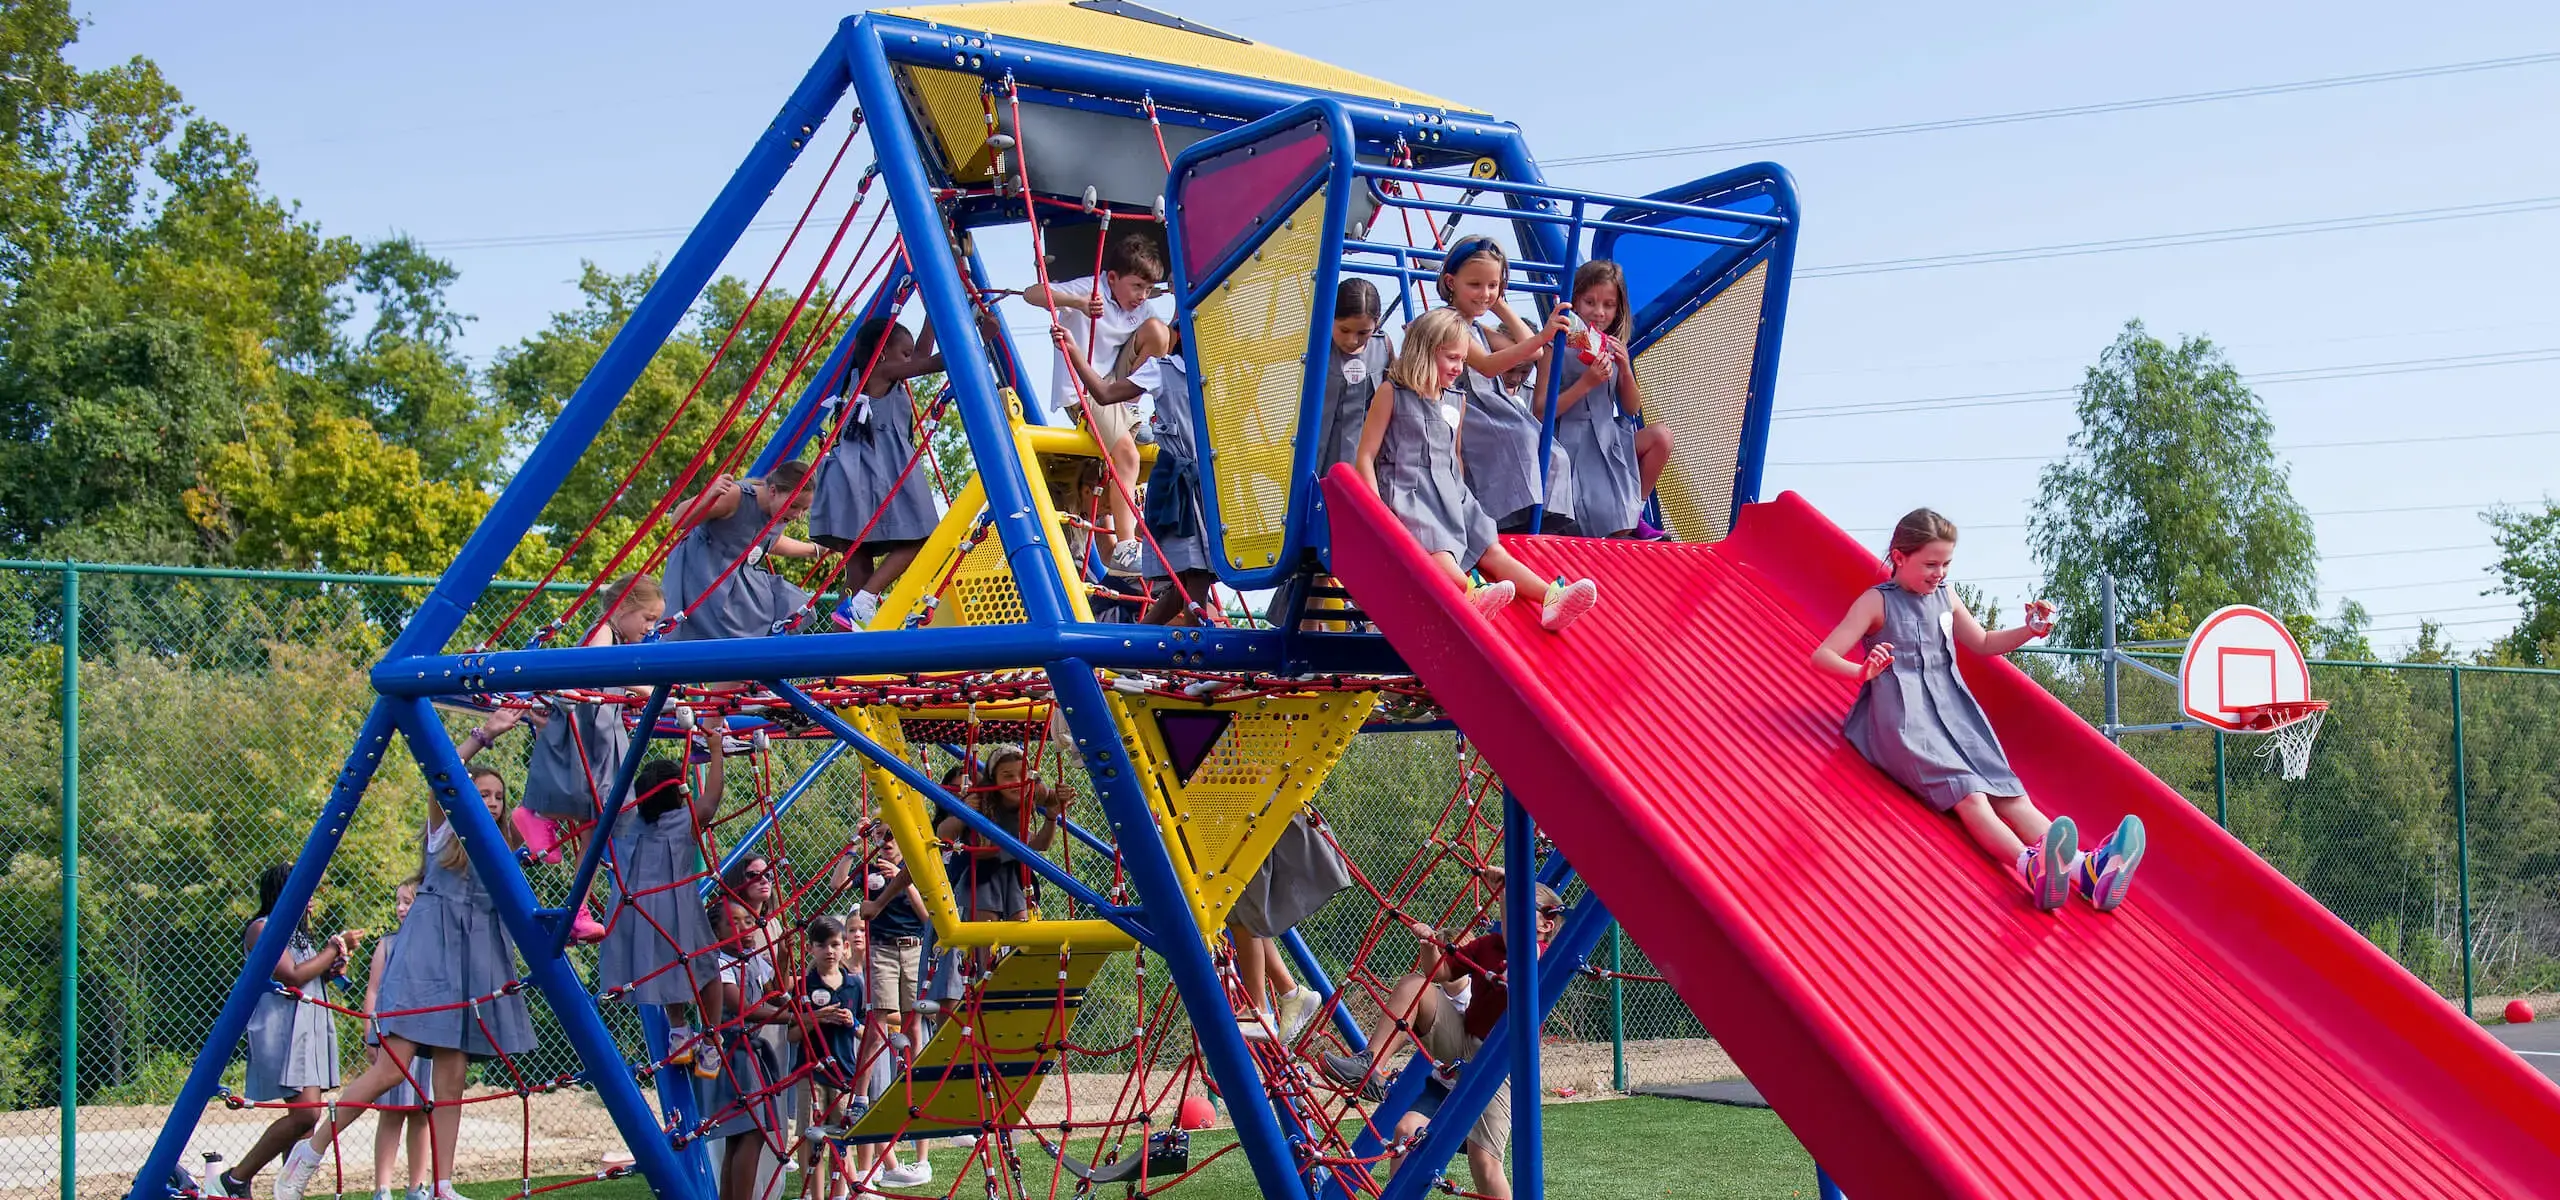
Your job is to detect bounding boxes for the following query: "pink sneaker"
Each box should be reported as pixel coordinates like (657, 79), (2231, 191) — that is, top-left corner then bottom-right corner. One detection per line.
(1539, 578), (1598, 632)
(1467, 580), (1516, 619)
(572, 906), (608, 944)
(511, 808), (566, 863)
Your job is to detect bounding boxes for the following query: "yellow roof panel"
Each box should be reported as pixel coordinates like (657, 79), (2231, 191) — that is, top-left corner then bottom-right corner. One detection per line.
(876, 1), (1472, 113)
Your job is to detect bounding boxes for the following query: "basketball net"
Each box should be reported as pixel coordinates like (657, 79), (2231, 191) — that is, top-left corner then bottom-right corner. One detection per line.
(2231, 701), (2329, 781)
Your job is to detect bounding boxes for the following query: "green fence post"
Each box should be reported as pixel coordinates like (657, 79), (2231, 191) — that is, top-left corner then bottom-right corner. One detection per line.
(2213, 730), (2228, 828)
(2451, 666), (2473, 1015)
(58, 563), (79, 1200)
(1609, 923), (1626, 1092)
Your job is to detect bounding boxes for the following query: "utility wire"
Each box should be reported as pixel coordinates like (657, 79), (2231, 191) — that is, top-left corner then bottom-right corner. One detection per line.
(1777, 348), (2560, 421)
(1772, 429), (2560, 468)
(1543, 51), (2560, 168)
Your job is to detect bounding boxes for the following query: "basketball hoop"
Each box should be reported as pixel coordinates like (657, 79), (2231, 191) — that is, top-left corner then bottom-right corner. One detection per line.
(2230, 700), (2329, 781)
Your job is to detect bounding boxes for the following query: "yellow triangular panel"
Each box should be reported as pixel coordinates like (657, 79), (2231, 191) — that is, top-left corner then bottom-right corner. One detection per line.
(845, 947), (1117, 1139)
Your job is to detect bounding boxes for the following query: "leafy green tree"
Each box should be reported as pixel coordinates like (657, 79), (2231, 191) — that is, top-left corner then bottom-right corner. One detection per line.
(2485, 500), (2560, 666)
(2028, 320), (2318, 647)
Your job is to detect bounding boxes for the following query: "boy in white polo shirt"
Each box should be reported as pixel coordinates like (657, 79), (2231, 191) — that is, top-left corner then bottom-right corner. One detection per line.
(1021, 231), (1168, 574)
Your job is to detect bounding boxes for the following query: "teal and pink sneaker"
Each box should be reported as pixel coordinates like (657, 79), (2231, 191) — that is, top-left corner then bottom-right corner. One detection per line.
(2024, 816), (2077, 911)
(2074, 815), (2147, 912)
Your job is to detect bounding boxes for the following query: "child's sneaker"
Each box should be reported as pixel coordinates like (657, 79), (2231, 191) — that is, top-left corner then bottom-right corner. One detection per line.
(1274, 988), (1321, 1044)
(876, 1158), (933, 1187)
(1235, 1008), (1278, 1042)
(1110, 539), (1146, 574)
(2022, 816), (2078, 912)
(1539, 577), (1599, 632)
(833, 591), (881, 632)
(571, 906), (608, 944)
(2074, 814), (2146, 912)
(510, 808), (566, 864)
(1633, 519), (1670, 541)
(270, 1145), (322, 1200)
(406, 1187), (433, 1200)
(1467, 580), (1516, 619)
(691, 1038), (724, 1080)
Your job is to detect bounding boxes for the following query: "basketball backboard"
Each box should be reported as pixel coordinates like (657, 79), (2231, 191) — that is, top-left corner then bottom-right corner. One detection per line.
(2178, 605), (2312, 730)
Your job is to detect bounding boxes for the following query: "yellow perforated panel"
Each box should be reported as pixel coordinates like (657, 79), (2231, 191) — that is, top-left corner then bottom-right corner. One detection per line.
(1190, 188), (1326, 573)
(845, 947), (1115, 1139)
(902, 66), (996, 179)
(878, 2), (1471, 112)
(1114, 690), (1375, 933)
(1637, 260), (1768, 543)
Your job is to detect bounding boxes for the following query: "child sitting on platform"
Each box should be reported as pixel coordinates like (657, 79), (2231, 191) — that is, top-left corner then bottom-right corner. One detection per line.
(1545, 259), (1670, 539)
(1809, 507), (2145, 911)
(1022, 231), (1168, 576)
(1353, 307), (1598, 632)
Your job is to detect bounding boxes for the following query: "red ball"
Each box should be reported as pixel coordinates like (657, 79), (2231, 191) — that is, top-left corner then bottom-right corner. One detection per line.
(2505, 999), (2537, 1024)
(1176, 1095), (1217, 1131)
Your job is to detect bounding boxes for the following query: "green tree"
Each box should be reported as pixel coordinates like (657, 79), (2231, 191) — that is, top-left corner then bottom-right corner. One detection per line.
(2484, 500), (2560, 666)
(2028, 320), (2318, 646)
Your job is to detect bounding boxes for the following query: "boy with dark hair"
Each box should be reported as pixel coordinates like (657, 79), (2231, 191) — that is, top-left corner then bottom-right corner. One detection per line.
(1020, 230), (1168, 576)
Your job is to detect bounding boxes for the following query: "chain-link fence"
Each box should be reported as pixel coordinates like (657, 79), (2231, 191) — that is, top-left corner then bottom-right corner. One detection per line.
(3, 561), (2554, 1196)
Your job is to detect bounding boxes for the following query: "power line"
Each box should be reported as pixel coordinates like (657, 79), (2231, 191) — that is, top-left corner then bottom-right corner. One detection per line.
(1794, 196), (2560, 280)
(1542, 51), (2560, 169)
(1842, 500), (2512, 536)
(1775, 347), (2560, 422)
(1771, 429), (2560, 468)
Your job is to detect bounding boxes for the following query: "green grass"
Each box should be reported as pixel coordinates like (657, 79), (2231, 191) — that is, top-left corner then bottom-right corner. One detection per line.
(509, 1097), (1814, 1198)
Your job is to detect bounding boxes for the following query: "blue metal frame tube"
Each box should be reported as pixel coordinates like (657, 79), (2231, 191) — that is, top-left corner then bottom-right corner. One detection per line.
(846, 19), (1072, 628)
(763, 679), (1151, 938)
(635, 1005), (715, 1190)
(1502, 792), (1544, 1199)
(1045, 659), (1309, 1198)
(548, 687), (672, 957)
(384, 29), (854, 663)
(1360, 163), (1788, 227)
(124, 702), (403, 1200)
(1373, 889), (1612, 1200)
(1278, 927), (1364, 1052)
(1725, 167), (1801, 510)
(388, 699), (708, 1200)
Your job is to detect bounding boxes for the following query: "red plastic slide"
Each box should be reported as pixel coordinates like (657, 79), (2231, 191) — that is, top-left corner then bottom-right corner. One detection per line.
(1322, 468), (2560, 1199)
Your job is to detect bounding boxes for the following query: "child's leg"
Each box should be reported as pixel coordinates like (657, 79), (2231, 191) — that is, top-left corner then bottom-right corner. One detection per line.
(371, 1074), (401, 1193)
(1105, 434), (1141, 551)
(236, 1085), (325, 1179)
(1949, 793), (2030, 863)
(1635, 424), (1672, 497)
(859, 542), (922, 599)
(1229, 920), (1267, 1013)
(1989, 793), (2051, 845)
(403, 1110), (430, 1190)
(1474, 546), (1553, 604)
(1465, 1138), (1512, 1200)
(1263, 939), (1299, 997)
(295, 1037), (421, 1157)
(427, 1051), (469, 1184)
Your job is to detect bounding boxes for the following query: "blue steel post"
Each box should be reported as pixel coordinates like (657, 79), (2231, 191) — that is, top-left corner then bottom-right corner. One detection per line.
(123, 702), (403, 1200)
(1725, 165), (1801, 510)
(1817, 1166), (1851, 1200)
(1502, 791), (1544, 1199)
(636, 1005), (715, 1192)
(383, 30), (854, 663)
(1046, 660), (1309, 1198)
(844, 22), (1072, 627)
(1373, 889), (1611, 1200)
(390, 700), (707, 1200)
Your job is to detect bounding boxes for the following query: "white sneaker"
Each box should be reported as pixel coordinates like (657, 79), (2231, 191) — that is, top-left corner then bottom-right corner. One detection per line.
(406, 1187), (433, 1200)
(271, 1147), (322, 1200)
(1110, 539), (1146, 573)
(1275, 988), (1321, 1044)
(692, 1038), (724, 1080)
(434, 1184), (475, 1200)
(1467, 580), (1516, 619)
(877, 1158), (934, 1187)
(847, 590), (882, 627)
(1236, 1008), (1279, 1041)
(1539, 578), (1598, 632)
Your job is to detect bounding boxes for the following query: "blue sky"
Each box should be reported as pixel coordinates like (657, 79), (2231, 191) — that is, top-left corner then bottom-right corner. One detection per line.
(67, 1), (2560, 652)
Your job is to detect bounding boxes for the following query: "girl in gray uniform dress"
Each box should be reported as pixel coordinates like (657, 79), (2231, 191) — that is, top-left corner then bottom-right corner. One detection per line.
(1811, 507), (2145, 912)
(1351, 307), (1599, 633)
(218, 862), (361, 1199)
(812, 316), (951, 631)
(1548, 260), (1673, 539)
(1436, 236), (1575, 535)
(1319, 279), (1391, 473)
(662, 463), (819, 643)
(363, 878), (431, 1200)
(598, 739), (726, 1080)
(1055, 319), (1218, 626)
(275, 761), (531, 1200)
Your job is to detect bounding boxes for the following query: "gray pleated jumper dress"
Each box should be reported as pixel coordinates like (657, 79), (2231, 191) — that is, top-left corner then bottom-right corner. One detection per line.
(1132, 355), (1214, 578)
(1230, 811), (1354, 939)
(521, 694), (628, 821)
(242, 927), (341, 1101)
(663, 481), (811, 642)
(808, 383), (940, 551)
(1375, 383), (1497, 572)
(1553, 352), (1641, 536)
(598, 803), (718, 1006)
(1458, 323), (1544, 527)
(1318, 335), (1394, 472)
(375, 833), (537, 1058)
(1843, 582), (2026, 812)
(365, 931), (430, 1111)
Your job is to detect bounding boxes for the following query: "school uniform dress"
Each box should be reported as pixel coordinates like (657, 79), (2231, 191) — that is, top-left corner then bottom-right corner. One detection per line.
(375, 829), (536, 1058)
(662, 481), (811, 642)
(1552, 351), (1641, 536)
(597, 803), (718, 1006)
(808, 381), (941, 551)
(242, 933), (341, 1101)
(520, 694), (628, 821)
(1128, 355), (1214, 579)
(1375, 383), (1497, 572)
(1843, 582), (2026, 811)
(365, 933), (430, 1112)
(1230, 811), (1354, 939)
(1457, 323), (1545, 530)
(1318, 335), (1394, 473)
